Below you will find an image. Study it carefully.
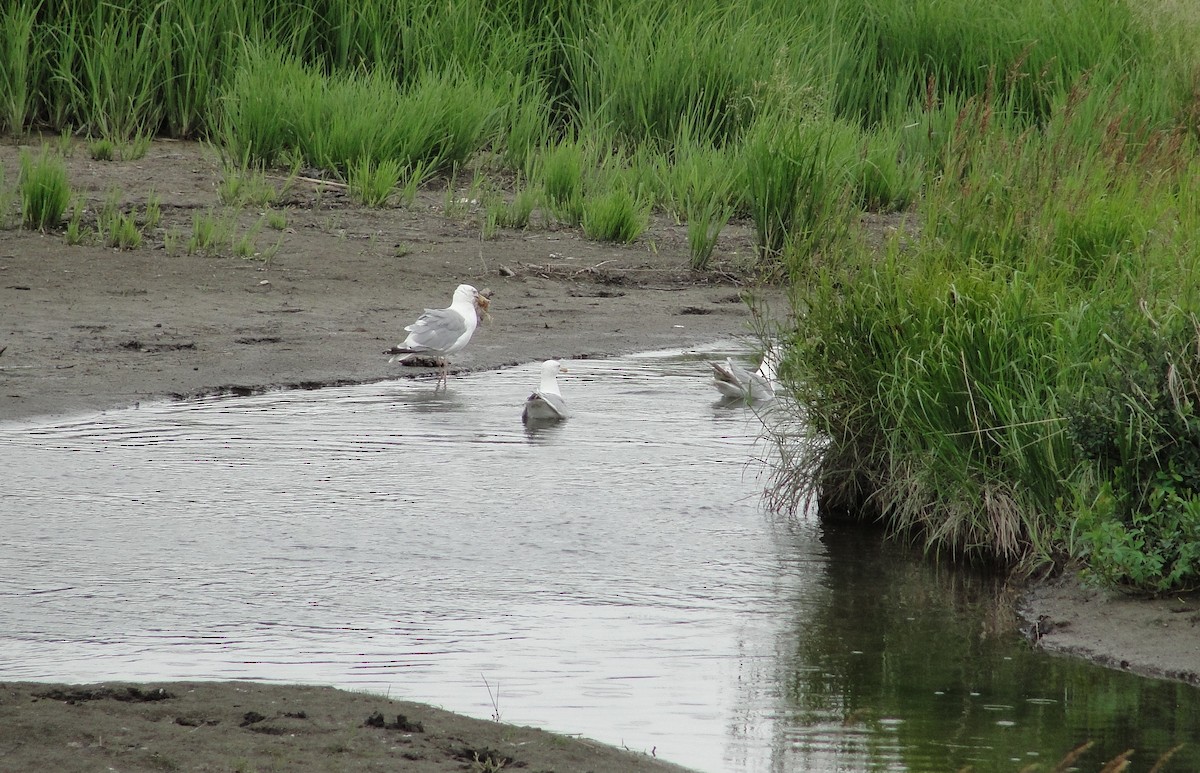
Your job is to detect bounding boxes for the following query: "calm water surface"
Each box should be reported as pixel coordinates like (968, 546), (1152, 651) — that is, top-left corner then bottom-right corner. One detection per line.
(2, 347), (1199, 772)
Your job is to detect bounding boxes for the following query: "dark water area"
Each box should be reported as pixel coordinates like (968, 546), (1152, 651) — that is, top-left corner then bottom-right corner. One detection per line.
(2, 347), (1198, 772)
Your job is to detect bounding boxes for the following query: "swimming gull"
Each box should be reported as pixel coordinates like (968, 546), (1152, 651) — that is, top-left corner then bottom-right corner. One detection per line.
(522, 360), (569, 422)
(386, 284), (490, 389)
(709, 348), (778, 402)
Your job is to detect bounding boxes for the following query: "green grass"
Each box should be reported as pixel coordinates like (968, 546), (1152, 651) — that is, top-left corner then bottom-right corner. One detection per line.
(187, 209), (232, 255)
(770, 77), (1200, 588)
(346, 156), (402, 207)
(18, 147), (71, 230)
(581, 185), (648, 243)
(218, 164), (282, 207)
(0, 2), (36, 135)
(537, 141), (585, 226)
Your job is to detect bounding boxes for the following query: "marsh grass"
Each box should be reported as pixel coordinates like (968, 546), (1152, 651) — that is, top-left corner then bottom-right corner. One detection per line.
(485, 184), (537, 233)
(346, 156), (402, 208)
(222, 44), (502, 177)
(0, 2), (36, 135)
(538, 141), (585, 225)
(72, 11), (163, 141)
(187, 209), (232, 255)
(157, 1), (235, 139)
(264, 209), (287, 230)
(0, 163), (16, 229)
(742, 116), (857, 274)
(18, 147), (70, 230)
(219, 164), (282, 208)
(233, 217), (264, 258)
(686, 196), (734, 270)
(143, 191), (161, 231)
(64, 197), (86, 244)
(103, 210), (141, 249)
(96, 188), (141, 249)
(772, 75), (1200, 584)
(581, 184), (648, 243)
(568, 4), (782, 147)
(89, 137), (115, 161)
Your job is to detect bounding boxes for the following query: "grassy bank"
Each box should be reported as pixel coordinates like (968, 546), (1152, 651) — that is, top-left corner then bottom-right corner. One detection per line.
(3, 0), (1200, 590)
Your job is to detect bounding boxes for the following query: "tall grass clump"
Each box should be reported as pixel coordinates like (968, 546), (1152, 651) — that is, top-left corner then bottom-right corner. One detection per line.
(654, 128), (741, 268)
(484, 181), (538, 234)
(829, 0), (1149, 129)
(537, 141), (585, 225)
(346, 156), (403, 207)
(221, 45), (503, 177)
(0, 163), (17, 229)
(773, 241), (1080, 562)
(922, 83), (1178, 276)
(18, 148), (70, 230)
(156, 2), (237, 138)
(742, 116), (858, 275)
(0, 3), (37, 135)
(566, 4), (788, 147)
(496, 76), (552, 172)
(770, 70), (1200, 583)
(581, 183), (648, 243)
(68, 8), (163, 141)
(852, 123), (924, 212)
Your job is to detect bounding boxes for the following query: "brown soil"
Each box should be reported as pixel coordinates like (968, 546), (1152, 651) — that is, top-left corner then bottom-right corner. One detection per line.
(3, 136), (1196, 771)
(0, 138), (777, 424)
(0, 681), (695, 772)
(1018, 575), (1200, 686)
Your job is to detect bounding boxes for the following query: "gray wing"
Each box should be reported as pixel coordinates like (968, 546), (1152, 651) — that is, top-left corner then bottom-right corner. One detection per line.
(522, 391), (569, 421)
(710, 358), (751, 398)
(402, 307), (467, 352)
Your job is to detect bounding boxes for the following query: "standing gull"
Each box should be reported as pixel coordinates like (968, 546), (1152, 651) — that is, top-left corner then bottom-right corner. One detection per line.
(522, 360), (569, 422)
(386, 284), (490, 389)
(709, 348), (778, 402)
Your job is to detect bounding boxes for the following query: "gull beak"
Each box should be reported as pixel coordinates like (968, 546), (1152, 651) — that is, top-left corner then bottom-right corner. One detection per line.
(559, 366), (568, 373)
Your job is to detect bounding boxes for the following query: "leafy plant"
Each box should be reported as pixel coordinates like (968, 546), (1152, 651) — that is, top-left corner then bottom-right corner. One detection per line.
(1067, 311), (1200, 591)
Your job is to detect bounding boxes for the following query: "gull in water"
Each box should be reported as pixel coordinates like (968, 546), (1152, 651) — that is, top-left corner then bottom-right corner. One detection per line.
(386, 284), (490, 389)
(710, 348), (779, 403)
(522, 360), (569, 422)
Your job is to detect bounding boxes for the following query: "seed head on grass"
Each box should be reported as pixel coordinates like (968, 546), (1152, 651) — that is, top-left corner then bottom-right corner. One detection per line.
(19, 148), (71, 231)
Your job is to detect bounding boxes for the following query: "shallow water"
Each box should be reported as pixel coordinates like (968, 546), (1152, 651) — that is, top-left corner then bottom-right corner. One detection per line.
(2, 347), (1199, 772)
